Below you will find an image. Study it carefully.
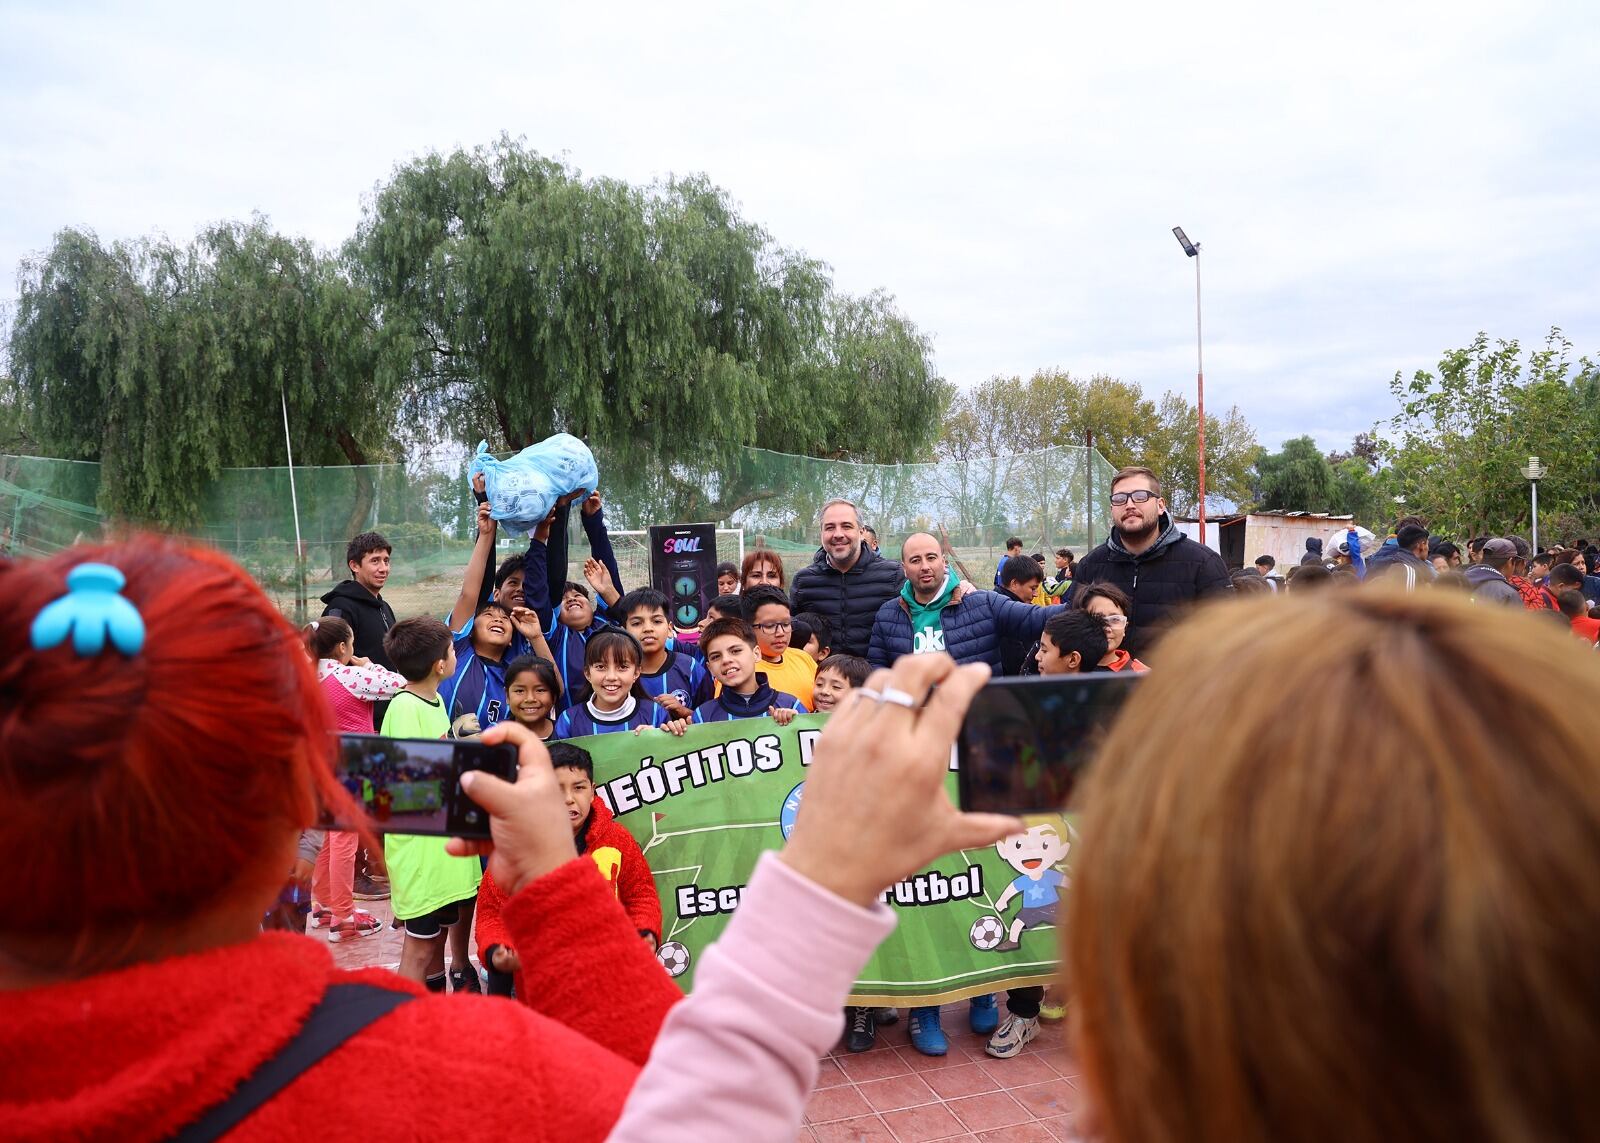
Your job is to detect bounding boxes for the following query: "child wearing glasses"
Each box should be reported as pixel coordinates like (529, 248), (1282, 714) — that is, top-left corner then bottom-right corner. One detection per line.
(1071, 582), (1150, 673)
(733, 585), (816, 710)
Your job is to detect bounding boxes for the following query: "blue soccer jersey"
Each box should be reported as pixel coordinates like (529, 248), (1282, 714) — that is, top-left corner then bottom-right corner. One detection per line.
(638, 650), (714, 713)
(691, 677), (809, 723)
(438, 635), (509, 731)
(553, 695), (667, 739)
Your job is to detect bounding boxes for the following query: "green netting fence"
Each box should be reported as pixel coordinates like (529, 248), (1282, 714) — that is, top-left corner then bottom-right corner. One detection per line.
(0, 444), (1115, 621)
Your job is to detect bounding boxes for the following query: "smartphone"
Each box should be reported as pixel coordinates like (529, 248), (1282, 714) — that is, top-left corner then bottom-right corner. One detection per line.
(957, 673), (1141, 815)
(322, 735), (519, 839)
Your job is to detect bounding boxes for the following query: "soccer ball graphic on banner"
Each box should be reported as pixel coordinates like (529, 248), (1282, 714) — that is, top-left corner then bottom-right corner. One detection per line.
(657, 940), (692, 978)
(969, 914), (1006, 951)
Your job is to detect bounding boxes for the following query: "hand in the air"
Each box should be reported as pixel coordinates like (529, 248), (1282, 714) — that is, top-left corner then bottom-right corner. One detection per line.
(510, 606), (543, 639)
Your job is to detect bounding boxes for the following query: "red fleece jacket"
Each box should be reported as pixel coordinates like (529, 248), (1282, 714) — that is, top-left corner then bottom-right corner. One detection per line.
(1, 858), (682, 1142)
(478, 796), (662, 967)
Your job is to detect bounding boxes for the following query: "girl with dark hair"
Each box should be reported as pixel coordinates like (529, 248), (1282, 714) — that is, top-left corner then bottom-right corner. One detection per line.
(505, 654), (561, 741)
(551, 629), (667, 738)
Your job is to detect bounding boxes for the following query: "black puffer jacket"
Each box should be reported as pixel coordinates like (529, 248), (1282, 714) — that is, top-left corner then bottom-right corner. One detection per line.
(1072, 514), (1232, 659)
(320, 579), (398, 669)
(790, 542), (906, 658)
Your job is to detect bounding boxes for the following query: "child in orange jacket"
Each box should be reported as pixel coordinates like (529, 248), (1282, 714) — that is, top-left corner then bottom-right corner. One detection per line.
(478, 741), (661, 995)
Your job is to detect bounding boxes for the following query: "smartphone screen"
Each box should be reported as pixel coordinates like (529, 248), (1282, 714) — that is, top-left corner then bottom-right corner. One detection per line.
(322, 735), (518, 839)
(957, 673), (1140, 815)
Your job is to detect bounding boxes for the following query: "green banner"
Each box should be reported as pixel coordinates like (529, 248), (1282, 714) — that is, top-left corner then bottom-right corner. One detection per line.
(576, 714), (1066, 1006)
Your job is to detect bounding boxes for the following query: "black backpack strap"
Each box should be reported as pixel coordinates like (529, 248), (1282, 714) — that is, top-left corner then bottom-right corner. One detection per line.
(171, 983), (415, 1143)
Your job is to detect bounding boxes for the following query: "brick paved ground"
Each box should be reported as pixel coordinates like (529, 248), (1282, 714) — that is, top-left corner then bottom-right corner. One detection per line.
(321, 898), (1083, 1141)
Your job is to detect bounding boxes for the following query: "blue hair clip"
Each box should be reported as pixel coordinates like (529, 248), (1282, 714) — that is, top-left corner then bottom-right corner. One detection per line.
(30, 562), (146, 657)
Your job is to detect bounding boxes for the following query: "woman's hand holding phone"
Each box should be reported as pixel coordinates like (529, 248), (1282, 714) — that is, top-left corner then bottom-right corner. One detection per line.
(445, 721), (579, 896)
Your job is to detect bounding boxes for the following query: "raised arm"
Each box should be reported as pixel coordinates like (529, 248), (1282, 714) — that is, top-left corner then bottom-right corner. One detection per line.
(1348, 527), (1367, 579)
(580, 492), (626, 598)
(523, 515), (555, 634)
(449, 498), (499, 633)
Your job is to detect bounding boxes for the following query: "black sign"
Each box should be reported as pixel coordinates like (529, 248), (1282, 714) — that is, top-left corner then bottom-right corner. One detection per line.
(649, 523), (718, 630)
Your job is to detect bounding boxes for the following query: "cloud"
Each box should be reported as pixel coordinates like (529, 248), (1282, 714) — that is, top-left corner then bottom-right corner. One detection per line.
(2, 0), (1596, 454)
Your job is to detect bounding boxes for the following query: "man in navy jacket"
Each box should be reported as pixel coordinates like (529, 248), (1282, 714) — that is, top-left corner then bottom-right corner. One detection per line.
(867, 533), (1062, 670)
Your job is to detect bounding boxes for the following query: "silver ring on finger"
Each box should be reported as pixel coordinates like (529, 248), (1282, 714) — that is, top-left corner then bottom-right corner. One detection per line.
(879, 686), (918, 709)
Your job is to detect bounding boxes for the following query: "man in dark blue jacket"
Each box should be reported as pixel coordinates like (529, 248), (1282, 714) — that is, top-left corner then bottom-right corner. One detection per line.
(867, 533), (1063, 671)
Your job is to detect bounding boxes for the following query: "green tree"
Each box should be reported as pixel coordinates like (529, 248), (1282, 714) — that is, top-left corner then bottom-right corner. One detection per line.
(0, 375), (35, 456)
(1254, 435), (1337, 511)
(8, 221), (403, 525)
(1385, 329), (1600, 537)
(934, 371), (1260, 519)
(1141, 393), (1260, 517)
(350, 138), (946, 519)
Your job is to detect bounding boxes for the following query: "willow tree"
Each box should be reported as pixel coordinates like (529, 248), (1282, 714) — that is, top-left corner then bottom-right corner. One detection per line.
(352, 138), (948, 519)
(8, 221), (403, 525)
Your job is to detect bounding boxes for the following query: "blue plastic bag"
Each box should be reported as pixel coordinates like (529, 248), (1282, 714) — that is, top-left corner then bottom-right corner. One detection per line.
(468, 434), (599, 536)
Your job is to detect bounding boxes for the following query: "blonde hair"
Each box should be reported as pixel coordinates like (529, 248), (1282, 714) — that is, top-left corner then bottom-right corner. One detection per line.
(1066, 589), (1600, 1142)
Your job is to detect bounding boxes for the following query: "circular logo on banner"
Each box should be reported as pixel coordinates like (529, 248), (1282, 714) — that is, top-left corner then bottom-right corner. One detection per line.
(779, 781), (805, 839)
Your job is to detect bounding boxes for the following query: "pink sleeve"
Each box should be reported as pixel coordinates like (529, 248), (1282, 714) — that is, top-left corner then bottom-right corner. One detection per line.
(325, 662), (407, 701)
(605, 852), (896, 1143)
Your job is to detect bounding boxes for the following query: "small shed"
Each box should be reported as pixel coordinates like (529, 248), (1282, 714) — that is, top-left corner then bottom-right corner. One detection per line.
(1174, 512), (1358, 571)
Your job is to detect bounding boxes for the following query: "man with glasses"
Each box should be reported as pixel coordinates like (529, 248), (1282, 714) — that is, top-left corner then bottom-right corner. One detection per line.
(1071, 467), (1231, 660)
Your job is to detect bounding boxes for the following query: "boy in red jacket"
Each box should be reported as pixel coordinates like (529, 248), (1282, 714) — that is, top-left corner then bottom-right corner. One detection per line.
(477, 742), (662, 995)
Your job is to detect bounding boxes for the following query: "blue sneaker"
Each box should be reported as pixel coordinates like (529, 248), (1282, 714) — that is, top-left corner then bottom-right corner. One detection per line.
(907, 1006), (948, 1056)
(968, 993), (999, 1035)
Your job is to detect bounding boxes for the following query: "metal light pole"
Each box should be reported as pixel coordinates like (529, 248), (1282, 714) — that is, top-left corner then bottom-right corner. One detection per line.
(1521, 456), (1547, 554)
(1173, 226), (1206, 544)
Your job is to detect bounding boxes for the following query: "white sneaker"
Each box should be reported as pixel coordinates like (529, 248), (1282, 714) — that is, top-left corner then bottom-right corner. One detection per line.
(985, 1014), (1040, 1059)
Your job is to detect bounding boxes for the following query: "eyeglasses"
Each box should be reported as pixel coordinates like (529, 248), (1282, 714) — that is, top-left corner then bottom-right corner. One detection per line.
(752, 620), (792, 633)
(1098, 614), (1129, 627)
(1109, 489), (1156, 506)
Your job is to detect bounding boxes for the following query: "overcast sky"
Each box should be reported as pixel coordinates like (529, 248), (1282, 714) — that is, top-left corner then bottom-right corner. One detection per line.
(3, 0), (1596, 452)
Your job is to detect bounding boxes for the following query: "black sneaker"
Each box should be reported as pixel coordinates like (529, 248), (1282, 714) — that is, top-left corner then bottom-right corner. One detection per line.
(451, 967), (483, 994)
(846, 1006), (877, 1053)
(352, 872), (390, 901)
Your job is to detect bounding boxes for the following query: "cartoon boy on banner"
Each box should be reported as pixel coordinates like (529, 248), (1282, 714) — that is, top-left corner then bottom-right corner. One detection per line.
(990, 822), (1070, 951)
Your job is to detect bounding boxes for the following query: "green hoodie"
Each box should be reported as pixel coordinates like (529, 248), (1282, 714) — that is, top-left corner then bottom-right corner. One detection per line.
(901, 569), (959, 654)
